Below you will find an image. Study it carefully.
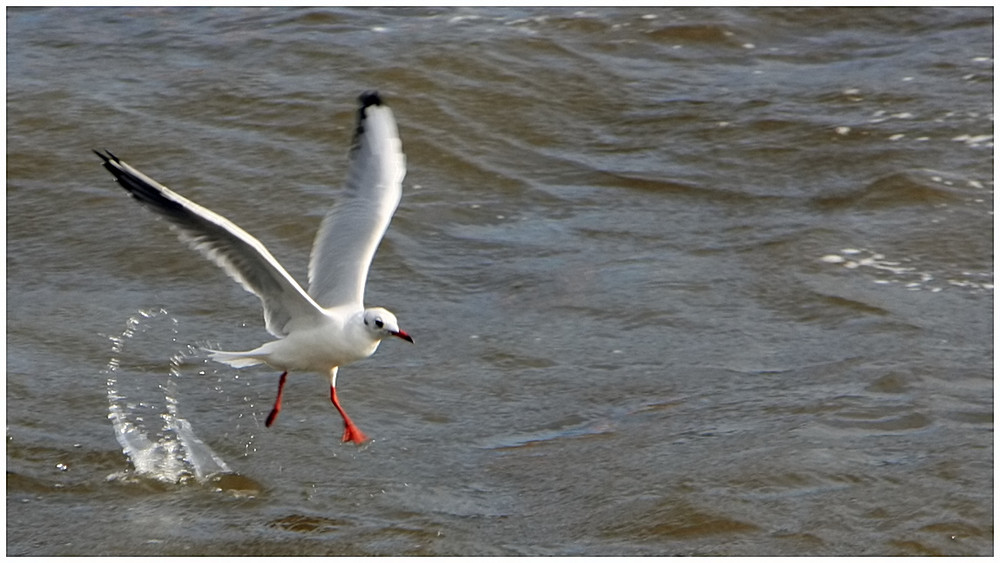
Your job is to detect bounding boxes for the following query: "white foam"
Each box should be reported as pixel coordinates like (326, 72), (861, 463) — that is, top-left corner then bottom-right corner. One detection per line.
(819, 248), (992, 293)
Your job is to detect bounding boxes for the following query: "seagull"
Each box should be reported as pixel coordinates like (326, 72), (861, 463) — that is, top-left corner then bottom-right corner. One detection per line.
(95, 91), (413, 445)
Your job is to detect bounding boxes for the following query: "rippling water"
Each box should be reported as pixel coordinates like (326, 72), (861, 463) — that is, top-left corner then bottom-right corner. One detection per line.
(6, 7), (993, 556)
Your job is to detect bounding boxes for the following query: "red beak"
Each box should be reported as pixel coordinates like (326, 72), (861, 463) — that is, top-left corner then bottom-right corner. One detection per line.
(392, 329), (414, 343)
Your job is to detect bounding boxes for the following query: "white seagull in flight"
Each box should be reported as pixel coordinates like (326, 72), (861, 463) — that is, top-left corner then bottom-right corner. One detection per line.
(95, 91), (413, 445)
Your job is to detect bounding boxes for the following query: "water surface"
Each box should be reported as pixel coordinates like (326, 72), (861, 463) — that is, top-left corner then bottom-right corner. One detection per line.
(6, 7), (993, 556)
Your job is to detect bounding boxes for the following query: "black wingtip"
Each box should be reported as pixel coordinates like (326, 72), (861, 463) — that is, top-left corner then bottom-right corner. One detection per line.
(359, 90), (384, 110)
(93, 149), (121, 164)
(354, 91), (386, 142)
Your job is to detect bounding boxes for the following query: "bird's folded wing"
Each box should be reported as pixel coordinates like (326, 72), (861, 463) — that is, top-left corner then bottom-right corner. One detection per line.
(96, 150), (324, 337)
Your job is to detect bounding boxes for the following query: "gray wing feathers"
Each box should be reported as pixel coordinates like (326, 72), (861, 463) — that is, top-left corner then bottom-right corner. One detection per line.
(96, 151), (324, 337)
(307, 98), (406, 308)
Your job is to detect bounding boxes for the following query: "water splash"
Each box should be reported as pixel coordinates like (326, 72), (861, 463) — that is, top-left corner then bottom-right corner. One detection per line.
(104, 308), (233, 484)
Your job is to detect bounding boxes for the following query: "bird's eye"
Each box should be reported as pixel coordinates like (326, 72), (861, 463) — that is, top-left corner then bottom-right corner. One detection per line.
(374, 319), (384, 329)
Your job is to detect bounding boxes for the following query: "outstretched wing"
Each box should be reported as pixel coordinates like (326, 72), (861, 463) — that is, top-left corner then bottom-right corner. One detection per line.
(308, 91), (407, 308)
(95, 150), (324, 337)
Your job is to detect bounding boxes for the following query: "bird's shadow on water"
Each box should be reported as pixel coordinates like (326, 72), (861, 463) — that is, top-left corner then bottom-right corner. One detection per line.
(103, 308), (263, 497)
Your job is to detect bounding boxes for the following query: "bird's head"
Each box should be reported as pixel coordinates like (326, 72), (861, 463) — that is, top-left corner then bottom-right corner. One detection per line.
(362, 307), (413, 343)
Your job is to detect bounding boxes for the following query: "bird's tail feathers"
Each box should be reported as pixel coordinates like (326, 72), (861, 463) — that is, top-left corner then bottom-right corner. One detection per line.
(204, 348), (265, 368)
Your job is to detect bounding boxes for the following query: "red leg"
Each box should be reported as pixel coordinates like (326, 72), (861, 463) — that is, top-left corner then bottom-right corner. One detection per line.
(265, 371), (288, 428)
(331, 386), (368, 444)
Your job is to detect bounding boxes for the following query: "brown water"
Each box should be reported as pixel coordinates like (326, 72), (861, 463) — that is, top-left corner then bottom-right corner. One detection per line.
(6, 6), (993, 556)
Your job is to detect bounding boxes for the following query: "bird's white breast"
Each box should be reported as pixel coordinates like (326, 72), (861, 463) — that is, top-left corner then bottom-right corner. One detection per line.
(261, 308), (380, 373)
